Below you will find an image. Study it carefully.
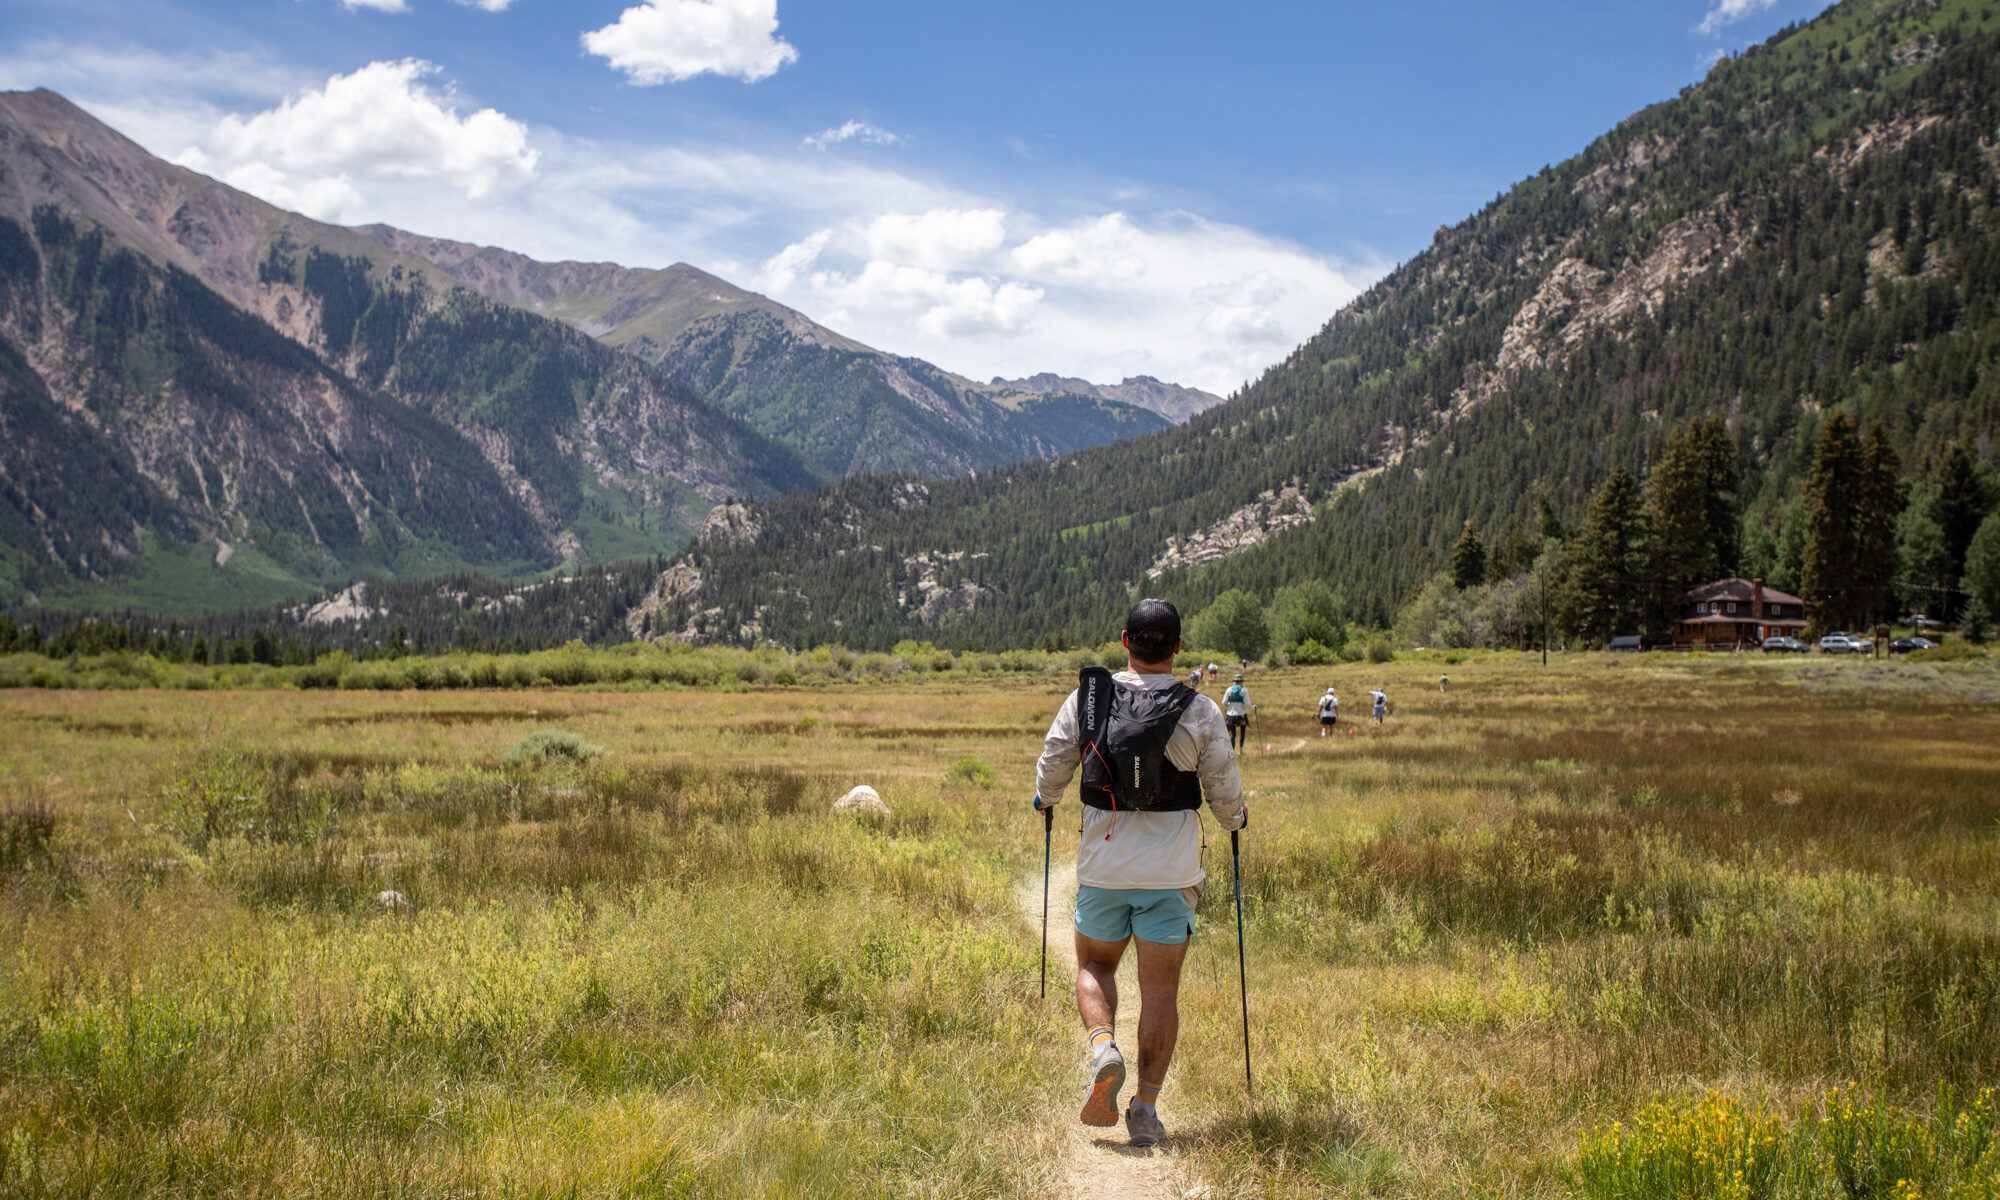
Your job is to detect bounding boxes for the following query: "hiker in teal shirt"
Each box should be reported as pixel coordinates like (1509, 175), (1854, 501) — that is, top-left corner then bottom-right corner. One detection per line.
(1222, 674), (1251, 751)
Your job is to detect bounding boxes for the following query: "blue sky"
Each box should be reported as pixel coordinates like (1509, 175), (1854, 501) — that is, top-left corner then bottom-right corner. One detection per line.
(4, 0), (1824, 392)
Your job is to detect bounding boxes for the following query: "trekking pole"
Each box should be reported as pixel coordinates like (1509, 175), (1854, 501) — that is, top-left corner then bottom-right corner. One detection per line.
(1231, 827), (1252, 1093)
(1035, 796), (1054, 998)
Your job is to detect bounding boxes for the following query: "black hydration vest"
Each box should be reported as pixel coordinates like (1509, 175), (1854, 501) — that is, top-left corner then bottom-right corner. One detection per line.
(1076, 665), (1203, 812)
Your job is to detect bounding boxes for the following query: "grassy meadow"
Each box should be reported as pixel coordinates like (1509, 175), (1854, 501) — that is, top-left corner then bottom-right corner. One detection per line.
(1, 652), (1997, 1198)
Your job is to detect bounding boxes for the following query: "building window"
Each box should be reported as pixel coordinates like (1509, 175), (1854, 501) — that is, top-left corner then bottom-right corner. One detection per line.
(1726, 602), (1737, 614)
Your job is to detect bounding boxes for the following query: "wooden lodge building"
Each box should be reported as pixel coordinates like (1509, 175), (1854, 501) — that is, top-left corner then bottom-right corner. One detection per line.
(1672, 578), (1808, 649)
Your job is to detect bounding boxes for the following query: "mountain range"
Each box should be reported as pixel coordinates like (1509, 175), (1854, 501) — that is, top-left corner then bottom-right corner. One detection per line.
(642, 0), (2000, 648)
(354, 224), (1214, 477)
(0, 89), (1210, 610)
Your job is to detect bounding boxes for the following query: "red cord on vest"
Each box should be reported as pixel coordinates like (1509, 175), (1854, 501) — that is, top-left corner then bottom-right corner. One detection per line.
(1087, 741), (1117, 840)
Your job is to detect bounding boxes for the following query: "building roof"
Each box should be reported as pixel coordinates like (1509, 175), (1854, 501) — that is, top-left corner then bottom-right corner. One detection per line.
(1687, 577), (1804, 606)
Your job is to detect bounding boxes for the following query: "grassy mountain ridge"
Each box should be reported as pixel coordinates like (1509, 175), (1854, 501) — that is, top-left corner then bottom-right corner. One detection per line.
(655, 0), (2000, 649)
(363, 225), (1182, 478)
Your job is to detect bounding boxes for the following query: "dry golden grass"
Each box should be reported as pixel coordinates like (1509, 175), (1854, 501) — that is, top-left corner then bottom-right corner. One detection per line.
(2, 651), (1997, 1197)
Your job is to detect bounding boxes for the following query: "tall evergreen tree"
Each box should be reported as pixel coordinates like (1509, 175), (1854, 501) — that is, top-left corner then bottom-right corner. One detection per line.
(1536, 496), (1570, 544)
(1450, 520), (1488, 590)
(1694, 416), (1740, 577)
(1801, 412), (1865, 633)
(1560, 470), (1648, 644)
(1854, 420), (1906, 624)
(1932, 440), (1991, 617)
(1646, 415), (1740, 626)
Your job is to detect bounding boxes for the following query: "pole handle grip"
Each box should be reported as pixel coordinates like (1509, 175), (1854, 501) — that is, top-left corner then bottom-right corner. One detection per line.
(1044, 804), (1055, 831)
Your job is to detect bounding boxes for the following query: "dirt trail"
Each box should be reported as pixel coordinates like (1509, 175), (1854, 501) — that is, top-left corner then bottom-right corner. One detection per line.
(1018, 856), (1184, 1200)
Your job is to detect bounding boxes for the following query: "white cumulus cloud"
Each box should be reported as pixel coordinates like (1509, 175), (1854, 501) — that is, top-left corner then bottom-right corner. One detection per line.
(341, 0), (411, 11)
(174, 59), (537, 221)
(582, 0), (798, 85)
(1697, 0), (1782, 36)
(760, 208), (1374, 391)
(864, 208), (1006, 271)
(456, 0), (515, 10)
(802, 120), (900, 150)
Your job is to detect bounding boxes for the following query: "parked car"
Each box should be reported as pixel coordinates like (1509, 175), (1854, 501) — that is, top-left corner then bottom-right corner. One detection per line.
(1607, 635), (1660, 652)
(1889, 636), (1938, 655)
(1819, 633), (1871, 654)
(1762, 636), (1807, 653)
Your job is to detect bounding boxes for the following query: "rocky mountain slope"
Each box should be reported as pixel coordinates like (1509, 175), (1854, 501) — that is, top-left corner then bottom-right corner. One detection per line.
(988, 372), (1222, 423)
(650, 0), (2000, 648)
(360, 225), (1177, 478)
(0, 89), (814, 609)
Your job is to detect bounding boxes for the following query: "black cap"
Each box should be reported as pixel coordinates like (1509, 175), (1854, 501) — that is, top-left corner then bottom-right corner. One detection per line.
(1125, 598), (1180, 661)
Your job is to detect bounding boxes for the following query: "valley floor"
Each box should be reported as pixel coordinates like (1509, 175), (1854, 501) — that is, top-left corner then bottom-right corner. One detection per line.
(2, 653), (1997, 1197)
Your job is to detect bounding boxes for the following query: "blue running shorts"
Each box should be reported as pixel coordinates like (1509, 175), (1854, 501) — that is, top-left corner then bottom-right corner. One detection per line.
(1074, 884), (1198, 944)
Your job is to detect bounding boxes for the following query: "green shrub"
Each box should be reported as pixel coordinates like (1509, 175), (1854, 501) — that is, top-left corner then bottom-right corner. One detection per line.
(1571, 1094), (1783, 1200)
(504, 730), (605, 764)
(1364, 635), (1396, 664)
(157, 745), (273, 849)
(946, 758), (997, 789)
(1910, 642), (1988, 662)
(1289, 638), (1336, 666)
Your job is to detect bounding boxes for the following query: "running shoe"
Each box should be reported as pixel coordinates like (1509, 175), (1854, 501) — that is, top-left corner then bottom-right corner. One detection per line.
(1079, 1042), (1125, 1127)
(1125, 1104), (1165, 1147)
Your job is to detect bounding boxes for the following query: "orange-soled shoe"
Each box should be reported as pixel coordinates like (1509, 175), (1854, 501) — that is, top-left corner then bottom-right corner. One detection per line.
(1079, 1043), (1125, 1127)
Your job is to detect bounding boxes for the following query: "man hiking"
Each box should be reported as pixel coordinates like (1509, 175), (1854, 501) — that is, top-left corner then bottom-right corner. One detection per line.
(1370, 687), (1389, 725)
(1033, 598), (1248, 1148)
(1222, 674), (1252, 751)
(1317, 687), (1339, 735)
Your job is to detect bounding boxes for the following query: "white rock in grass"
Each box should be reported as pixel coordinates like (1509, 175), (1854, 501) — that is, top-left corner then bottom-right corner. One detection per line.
(376, 889), (409, 912)
(833, 785), (889, 817)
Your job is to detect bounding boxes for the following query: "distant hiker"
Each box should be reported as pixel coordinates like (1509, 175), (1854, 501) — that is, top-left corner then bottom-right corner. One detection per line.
(1189, 668), (1203, 690)
(1222, 674), (1252, 751)
(1439, 675), (1449, 693)
(1206, 662), (1218, 682)
(1033, 599), (1248, 1149)
(1317, 687), (1339, 735)
(1370, 687), (1388, 724)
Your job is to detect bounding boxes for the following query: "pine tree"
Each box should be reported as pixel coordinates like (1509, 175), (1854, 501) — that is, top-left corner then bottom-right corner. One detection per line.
(1854, 420), (1906, 624)
(1450, 520), (1488, 590)
(1932, 440), (1990, 618)
(1694, 416), (1740, 576)
(1966, 512), (2000, 615)
(1646, 415), (1739, 627)
(1536, 496), (1569, 544)
(1560, 470), (1647, 644)
(1801, 413), (1865, 634)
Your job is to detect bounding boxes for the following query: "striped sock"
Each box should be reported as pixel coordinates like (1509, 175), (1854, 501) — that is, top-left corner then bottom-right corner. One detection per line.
(1134, 1076), (1163, 1109)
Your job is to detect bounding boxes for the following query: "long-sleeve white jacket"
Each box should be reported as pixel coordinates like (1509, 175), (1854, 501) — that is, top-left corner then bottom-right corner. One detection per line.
(1036, 669), (1246, 890)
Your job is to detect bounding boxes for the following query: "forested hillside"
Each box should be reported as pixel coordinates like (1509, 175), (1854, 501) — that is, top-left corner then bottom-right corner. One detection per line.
(652, 0), (2000, 650)
(0, 91), (817, 608)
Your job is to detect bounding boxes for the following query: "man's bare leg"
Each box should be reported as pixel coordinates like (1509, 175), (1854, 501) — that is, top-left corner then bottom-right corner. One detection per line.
(1075, 932), (1129, 1125)
(1131, 936), (1189, 1111)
